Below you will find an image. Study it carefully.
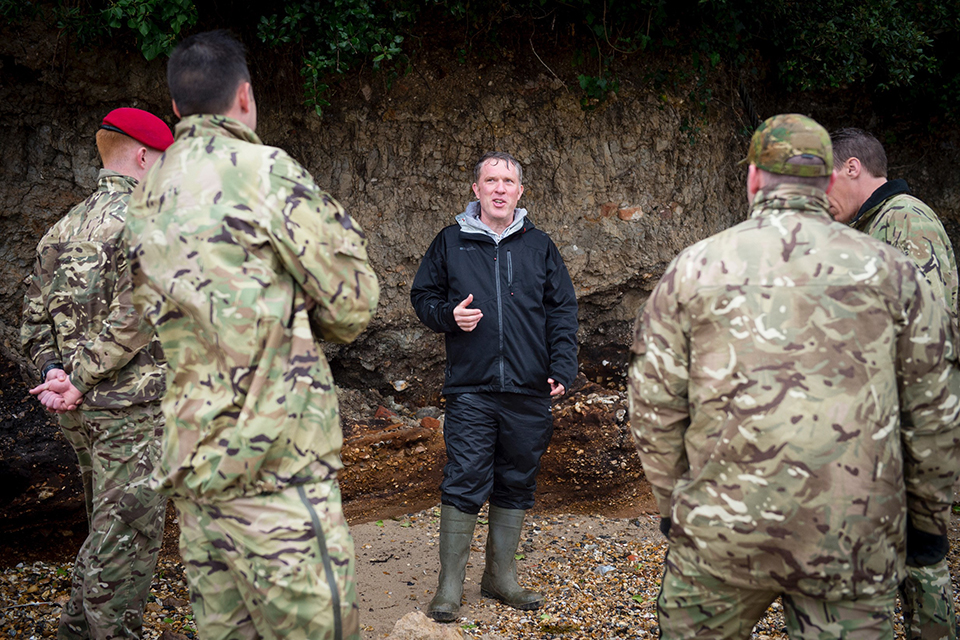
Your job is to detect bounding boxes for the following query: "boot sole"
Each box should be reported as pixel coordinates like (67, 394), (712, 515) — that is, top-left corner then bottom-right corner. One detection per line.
(427, 610), (460, 623)
(480, 588), (543, 610)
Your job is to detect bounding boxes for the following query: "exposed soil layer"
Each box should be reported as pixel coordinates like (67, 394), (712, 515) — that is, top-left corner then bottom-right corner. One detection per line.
(0, 356), (86, 566)
(0, 351), (651, 569)
(338, 374), (652, 524)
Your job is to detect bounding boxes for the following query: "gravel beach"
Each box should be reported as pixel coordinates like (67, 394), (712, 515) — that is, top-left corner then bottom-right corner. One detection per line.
(5, 504), (960, 639)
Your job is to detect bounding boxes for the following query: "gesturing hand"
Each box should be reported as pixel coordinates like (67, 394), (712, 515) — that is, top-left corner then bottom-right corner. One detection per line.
(453, 294), (483, 332)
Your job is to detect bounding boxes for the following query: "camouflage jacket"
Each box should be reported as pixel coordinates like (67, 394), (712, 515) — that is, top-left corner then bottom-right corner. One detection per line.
(628, 183), (960, 599)
(123, 115), (379, 503)
(21, 169), (165, 409)
(852, 179), (959, 326)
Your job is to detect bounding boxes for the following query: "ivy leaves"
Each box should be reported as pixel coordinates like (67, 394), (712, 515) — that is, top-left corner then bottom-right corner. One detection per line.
(6, 0), (960, 121)
(102, 0), (197, 61)
(257, 0), (411, 115)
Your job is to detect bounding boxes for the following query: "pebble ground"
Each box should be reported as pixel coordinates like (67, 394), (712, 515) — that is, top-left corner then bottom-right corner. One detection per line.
(4, 508), (959, 639)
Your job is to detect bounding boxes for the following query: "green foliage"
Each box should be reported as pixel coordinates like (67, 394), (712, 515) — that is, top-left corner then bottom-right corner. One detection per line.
(8, 0), (960, 121)
(0, 0), (196, 60)
(257, 0), (416, 115)
(561, 0), (667, 54)
(696, 0), (960, 115)
(0, 0), (40, 20)
(578, 72), (620, 110)
(768, 0), (937, 91)
(559, 0), (960, 119)
(103, 0), (196, 60)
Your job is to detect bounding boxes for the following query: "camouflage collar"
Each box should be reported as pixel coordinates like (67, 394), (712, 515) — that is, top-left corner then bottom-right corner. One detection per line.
(97, 168), (137, 193)
(851, 179), (910, 229)
(750, 183), (831, 220)
(173, 114), (263, 146)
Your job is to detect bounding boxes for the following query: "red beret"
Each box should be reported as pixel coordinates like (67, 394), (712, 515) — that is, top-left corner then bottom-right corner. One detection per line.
(100, 107), (174, 151)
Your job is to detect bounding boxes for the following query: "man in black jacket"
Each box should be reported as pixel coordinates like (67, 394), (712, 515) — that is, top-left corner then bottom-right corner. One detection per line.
(411, 151), (578, 622)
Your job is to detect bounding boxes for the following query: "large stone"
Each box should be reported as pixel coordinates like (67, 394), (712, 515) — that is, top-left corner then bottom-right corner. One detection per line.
(385, 611), (464, 640)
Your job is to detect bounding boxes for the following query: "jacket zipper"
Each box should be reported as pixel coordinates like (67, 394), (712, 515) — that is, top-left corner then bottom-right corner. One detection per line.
(496, 243), (505, 386)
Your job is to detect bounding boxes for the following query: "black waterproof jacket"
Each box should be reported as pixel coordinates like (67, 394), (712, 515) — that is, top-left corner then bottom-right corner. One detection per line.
(411, 216), (578, 397)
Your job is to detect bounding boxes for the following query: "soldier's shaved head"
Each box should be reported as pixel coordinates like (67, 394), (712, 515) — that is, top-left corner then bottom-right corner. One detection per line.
(96, 129), (143, 166)
(760, 156), (832, 192)
(95, 127), (164, 181)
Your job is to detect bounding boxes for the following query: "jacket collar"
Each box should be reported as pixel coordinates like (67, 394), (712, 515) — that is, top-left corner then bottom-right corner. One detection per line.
(97, 169), (137, 193)
(749, 183), (832, 220)
(456, 201), (530, 244)
(850, 179), (910, 226)
(173, 114), (263, 145)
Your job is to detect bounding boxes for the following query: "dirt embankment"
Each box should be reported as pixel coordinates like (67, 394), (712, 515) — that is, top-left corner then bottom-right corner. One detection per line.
(0, 347), (652, 568)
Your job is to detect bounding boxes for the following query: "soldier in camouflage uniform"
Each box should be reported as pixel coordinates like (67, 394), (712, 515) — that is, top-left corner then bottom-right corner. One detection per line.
(828, 127), (960, 640)
(122, 30), (379, 640)
(21, 107), (173, 639)
(629, 113), (960, 639)
(828, 127), (959, 324)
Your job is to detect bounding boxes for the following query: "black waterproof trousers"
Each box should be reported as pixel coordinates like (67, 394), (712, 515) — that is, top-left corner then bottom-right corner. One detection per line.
(441, 392), (554, 514)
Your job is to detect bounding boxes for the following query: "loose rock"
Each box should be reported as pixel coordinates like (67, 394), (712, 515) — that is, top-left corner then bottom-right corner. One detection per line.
(385, 611), (464, 639)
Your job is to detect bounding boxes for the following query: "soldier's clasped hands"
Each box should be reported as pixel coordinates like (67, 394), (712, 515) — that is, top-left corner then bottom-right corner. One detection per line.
(29, 368), (83, 413)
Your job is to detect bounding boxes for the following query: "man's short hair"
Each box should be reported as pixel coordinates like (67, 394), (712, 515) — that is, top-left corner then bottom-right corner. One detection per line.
(168, 30), (251, 118)
(95, 129), (141, 166)
(830, 128), (887, 178)
(474, 151), (523, 184)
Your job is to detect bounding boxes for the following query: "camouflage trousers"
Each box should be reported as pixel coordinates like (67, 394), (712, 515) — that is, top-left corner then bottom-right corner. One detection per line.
(657, 544), (897, 639)
(175, 479), (359, 640)
(57, 402), (167, 640)
(900, 560), (957, 640)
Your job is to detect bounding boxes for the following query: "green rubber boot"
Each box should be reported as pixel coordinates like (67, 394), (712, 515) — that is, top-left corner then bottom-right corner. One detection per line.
(428, 505), (478, 622)
(480, 505), (543, 610)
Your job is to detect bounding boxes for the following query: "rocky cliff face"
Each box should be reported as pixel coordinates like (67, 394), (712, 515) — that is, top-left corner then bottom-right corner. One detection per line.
(0, 22), (746, 399)
(6, 20), (960, 539)
(0, 21), (746, 537)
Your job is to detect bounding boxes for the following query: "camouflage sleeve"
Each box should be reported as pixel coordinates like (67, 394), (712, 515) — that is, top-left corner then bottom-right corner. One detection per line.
(68, 235), (154, 394)
(20, 242), (61, 375)
(878, 201), (955, 308)
(627, 261), (691, 518)
(897, 266), (960, 536)
(269, 154), (379, 344)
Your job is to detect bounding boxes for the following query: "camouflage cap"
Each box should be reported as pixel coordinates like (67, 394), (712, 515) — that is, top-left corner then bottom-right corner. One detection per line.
(741, 113), (833, 177)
